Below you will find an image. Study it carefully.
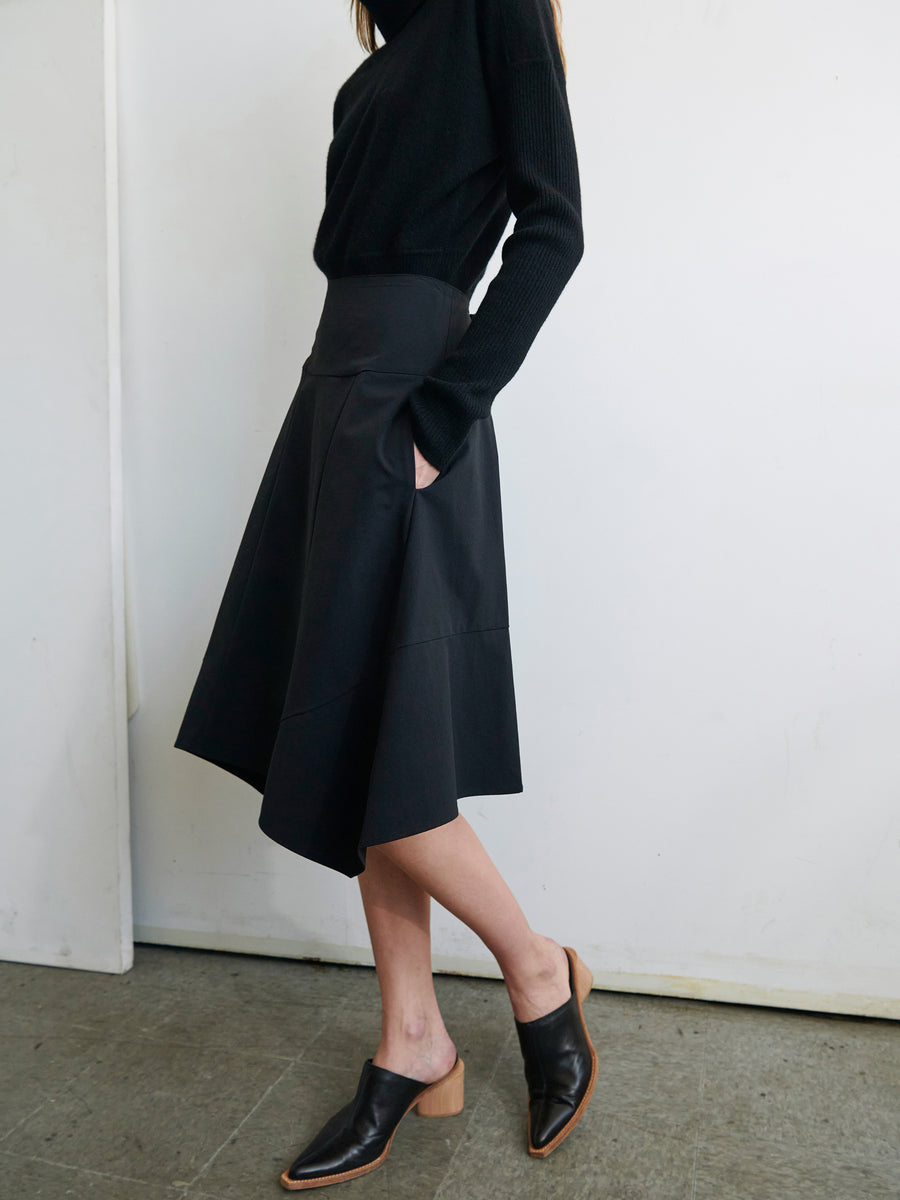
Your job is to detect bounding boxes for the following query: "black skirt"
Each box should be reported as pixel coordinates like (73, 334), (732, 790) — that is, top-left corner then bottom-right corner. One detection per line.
(173, 272), (523, 877)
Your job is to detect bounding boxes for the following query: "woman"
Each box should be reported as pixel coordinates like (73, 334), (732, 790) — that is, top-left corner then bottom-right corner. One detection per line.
(174, 0), (592, 1187)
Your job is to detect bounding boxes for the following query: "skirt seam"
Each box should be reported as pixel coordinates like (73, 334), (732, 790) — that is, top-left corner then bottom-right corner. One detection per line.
(391, 623), (510, 654)
(277, 624), (511, 725)
(279, 675), (367, 725)
(303, 366), (431, 380)
(194, 390), (303, 741)
(304, 371), (367, 561)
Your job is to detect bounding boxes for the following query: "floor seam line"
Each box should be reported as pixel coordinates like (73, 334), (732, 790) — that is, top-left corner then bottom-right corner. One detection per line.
(185, 1056), (298, 1189)
(689, 1056), (707, 1199)
(434, 1022), (516, 1198)
(0, 1147), (184, 1190)
(0, 1045), (107, 1147)
(0, 1100), (48, 1147)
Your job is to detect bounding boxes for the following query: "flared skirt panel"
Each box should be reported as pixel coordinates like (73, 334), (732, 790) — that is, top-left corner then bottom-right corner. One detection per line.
(174, 273), (523, 877)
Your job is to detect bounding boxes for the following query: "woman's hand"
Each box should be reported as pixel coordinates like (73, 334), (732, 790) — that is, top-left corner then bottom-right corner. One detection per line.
(413, 440), (440, 489)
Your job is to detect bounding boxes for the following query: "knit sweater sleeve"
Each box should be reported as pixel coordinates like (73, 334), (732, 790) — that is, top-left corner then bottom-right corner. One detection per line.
(406, 0), (584, 474)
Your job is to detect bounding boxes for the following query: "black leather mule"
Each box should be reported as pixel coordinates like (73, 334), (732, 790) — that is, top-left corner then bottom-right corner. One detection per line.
(514, 945), (597, 1157)
(279, 1054), (464, 1189)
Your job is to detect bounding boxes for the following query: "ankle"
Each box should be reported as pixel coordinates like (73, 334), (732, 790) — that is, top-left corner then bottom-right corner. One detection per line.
(382, 1012), (431, 1046)
(373, 1015), (457, 1083)
(532, 933), (566, 984)
(503, 934), (570, 1023)
(502, 932), (559, 988)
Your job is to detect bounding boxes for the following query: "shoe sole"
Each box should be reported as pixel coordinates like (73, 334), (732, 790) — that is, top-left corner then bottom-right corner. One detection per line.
(526, 946), (598, 1158)
(279, 1056), (464, 1190)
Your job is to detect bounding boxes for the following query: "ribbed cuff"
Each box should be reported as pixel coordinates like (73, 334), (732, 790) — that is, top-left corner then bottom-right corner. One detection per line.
(406, 381), (482, 474)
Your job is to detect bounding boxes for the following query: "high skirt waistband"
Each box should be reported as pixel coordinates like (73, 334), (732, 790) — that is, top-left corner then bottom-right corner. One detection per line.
(307, 273), (472, 377)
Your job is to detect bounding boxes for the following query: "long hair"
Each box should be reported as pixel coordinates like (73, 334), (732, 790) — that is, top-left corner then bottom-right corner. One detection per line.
(349, 0), (568, 75)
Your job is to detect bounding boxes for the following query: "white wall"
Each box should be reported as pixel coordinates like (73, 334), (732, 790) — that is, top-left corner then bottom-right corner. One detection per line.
(0, 0), (132, 972)
(124, 1), (900, 1017)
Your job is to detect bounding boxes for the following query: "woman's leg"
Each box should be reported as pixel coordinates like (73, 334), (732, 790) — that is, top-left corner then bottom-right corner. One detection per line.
(358, 846), (458, 1083)
(280, 813), (588, 1188)
(370, 814), (597, 1157)
(280, 849), (464, 1188)
(371, 814), (571, 1023)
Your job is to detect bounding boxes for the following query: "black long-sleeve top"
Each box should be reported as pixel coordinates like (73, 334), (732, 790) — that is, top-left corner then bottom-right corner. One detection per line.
(312, 0), (584, 473)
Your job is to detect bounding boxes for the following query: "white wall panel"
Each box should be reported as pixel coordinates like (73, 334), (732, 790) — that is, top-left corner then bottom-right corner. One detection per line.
(123, 1), (900, 1016)
(0, 0), (131, 972)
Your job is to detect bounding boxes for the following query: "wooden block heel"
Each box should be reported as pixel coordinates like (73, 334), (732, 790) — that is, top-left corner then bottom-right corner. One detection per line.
(568, 946), (594, 1004)
(415, 1055), (465, 1117)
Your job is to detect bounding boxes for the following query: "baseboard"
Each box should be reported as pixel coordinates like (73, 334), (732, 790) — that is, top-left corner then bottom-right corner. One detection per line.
(132, 925), (900, 1021)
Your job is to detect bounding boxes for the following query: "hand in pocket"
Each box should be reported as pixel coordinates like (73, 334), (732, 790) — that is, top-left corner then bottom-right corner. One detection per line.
(413, 440), (440, 490)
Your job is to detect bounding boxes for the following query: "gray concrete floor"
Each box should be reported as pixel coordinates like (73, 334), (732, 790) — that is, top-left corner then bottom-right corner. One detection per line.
(0, 944), (897, 1199)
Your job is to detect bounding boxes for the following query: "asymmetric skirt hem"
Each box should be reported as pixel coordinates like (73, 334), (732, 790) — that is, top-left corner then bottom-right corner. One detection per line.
(173, 273), (523, 879)
(176, 620), (524, 878)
